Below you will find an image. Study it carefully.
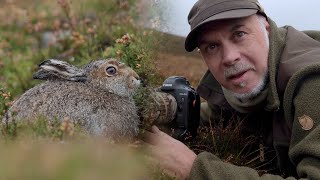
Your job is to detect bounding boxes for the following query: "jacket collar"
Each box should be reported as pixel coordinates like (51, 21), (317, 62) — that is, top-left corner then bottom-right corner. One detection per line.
(264, 18), (287, 111)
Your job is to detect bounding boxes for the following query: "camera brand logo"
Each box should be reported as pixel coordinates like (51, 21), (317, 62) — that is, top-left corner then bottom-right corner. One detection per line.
(179, 93), (187, 96)
(163, 84), (173, 87)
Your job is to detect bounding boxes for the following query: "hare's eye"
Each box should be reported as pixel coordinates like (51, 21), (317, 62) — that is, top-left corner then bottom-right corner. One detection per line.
(106, 66), (117, 76)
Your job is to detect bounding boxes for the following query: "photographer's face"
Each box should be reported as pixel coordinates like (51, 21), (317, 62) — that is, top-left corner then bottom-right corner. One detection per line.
(197, 15), (270, 97)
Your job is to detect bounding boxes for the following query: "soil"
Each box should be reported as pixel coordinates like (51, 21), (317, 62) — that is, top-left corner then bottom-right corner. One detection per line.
(155, 33), (208, 87)
(155, 52), (207, 87)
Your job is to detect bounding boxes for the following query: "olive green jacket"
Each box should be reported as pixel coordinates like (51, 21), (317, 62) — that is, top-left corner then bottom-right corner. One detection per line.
(190, 18), (320, 179)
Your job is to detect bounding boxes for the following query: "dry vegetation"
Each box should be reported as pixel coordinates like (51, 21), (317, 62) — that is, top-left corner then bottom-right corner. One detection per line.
(154, 33), (207, 87)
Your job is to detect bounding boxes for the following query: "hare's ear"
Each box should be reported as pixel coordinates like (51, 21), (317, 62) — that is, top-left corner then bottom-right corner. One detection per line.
(33, 59), (87, 82)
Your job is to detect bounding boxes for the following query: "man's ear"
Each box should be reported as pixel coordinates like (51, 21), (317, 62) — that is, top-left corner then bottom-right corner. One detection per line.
(257, 14), (270, 35)
(265, 19), (270, 35)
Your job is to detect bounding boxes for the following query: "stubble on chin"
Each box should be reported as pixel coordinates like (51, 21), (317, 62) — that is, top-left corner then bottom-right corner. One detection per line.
(222, 71), (268, 101)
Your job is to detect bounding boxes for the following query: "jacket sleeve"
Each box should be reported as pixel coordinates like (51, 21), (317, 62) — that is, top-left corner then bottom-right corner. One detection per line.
(286, 74), (320, 179)
(189, 152), (296, 180)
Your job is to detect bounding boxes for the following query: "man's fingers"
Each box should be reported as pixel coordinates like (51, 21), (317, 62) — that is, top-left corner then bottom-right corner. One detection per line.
(151, 125), (161, 133)
(151, 126), (172, 138)
(141, 126), (179, 148)
(141, 130), (159, 145)
(141, 126), (169, 144)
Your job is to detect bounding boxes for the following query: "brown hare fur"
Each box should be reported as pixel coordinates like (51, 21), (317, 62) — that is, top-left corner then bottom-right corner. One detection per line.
(3, 58), (141, 140)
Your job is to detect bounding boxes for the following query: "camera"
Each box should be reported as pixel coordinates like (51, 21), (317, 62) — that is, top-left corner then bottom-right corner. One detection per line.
(153, 76), (200, 140)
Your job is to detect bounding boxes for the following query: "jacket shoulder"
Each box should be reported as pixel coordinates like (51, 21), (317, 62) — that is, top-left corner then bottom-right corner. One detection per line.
(277, 27), (320, 94)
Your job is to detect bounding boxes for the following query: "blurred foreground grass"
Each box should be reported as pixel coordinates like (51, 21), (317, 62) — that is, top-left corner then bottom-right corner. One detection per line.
(0, 140), (148, 179)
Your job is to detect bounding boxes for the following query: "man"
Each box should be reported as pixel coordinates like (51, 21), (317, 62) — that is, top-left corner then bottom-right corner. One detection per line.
(145, 0), (320, 179)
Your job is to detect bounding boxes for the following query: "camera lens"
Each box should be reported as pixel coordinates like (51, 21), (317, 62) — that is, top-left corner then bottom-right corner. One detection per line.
(150, 92), (177, 124)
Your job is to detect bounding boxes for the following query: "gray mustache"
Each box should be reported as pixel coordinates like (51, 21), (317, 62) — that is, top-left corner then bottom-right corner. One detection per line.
(224, 63), (255, 79)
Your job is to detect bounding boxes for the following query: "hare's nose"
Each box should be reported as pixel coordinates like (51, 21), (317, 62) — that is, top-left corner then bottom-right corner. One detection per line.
(132, 78), (141, 86)
(130, 75), (141, 86)
(140, 79), (145, 87)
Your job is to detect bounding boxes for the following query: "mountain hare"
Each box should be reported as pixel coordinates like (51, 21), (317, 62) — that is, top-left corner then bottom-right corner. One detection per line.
(3, 58), (141, 140)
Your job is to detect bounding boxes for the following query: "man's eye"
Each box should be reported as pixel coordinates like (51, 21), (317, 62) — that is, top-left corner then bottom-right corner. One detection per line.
(205, 43), (217, 52)
(235, 31), (246, 38)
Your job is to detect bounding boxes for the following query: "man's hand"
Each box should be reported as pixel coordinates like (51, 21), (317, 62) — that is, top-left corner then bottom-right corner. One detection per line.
(144, 126), (197, 179)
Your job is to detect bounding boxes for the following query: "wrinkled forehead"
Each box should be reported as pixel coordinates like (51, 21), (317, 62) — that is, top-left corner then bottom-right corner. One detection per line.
(196, 15), (254, 43)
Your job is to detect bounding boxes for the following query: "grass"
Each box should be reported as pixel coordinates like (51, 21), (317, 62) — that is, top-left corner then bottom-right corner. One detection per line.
(0, 0), (279, 178)
(0, 140), (148, 180)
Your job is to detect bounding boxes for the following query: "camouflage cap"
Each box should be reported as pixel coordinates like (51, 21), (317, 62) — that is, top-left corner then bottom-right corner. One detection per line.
(185, 0), (266, 52)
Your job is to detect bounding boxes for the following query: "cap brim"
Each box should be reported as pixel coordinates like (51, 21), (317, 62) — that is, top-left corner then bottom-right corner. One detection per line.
(185, 9), (258, 52)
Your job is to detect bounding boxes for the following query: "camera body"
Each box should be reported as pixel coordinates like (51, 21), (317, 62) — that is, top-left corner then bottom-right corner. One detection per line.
(160, 76), (200, 140)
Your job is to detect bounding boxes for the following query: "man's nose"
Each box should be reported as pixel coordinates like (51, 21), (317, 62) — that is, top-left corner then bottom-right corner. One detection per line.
(221, 44), (241, 66)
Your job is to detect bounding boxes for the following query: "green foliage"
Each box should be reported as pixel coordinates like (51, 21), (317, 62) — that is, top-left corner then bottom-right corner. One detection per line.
(0, 0), (162, 98)
(0, 86), (13, 119)
(104, 31), (163, 86)
(1, 116), (85, 142)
